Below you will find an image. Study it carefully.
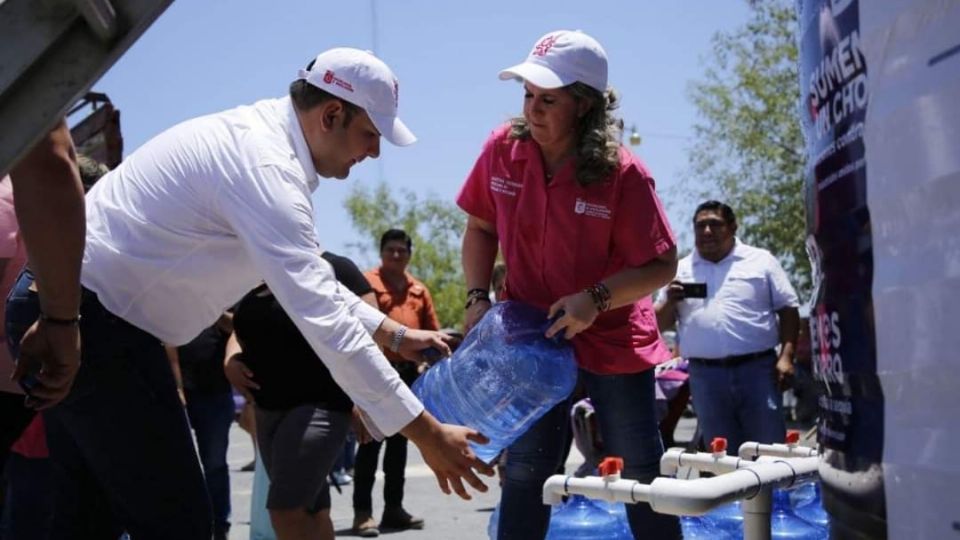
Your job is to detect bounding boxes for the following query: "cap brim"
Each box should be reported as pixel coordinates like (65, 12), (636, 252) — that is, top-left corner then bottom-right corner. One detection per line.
(368, 112), (416, 147)
(498, 62), (570, 89)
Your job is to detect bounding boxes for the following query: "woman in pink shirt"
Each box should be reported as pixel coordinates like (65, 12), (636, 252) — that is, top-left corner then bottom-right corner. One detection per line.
(457, 30), (680, 539)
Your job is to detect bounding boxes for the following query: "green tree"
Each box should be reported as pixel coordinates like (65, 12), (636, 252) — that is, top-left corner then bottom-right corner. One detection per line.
(682, 0), (810, 295)
(344, 182), (467, 329)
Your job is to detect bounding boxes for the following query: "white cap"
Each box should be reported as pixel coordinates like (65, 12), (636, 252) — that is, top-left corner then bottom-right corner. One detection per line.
(499, 30), (608, 93)
(297, 48), (415, 146)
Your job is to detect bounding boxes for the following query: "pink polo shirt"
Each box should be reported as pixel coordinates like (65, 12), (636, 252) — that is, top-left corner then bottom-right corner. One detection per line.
(457, 125), (676, 374)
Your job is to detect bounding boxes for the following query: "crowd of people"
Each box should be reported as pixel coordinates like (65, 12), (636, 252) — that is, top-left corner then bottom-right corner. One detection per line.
(0, 27), (808, 540)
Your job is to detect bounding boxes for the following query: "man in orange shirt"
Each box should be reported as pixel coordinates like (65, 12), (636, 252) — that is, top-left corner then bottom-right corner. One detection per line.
(352, 229), (440, 537)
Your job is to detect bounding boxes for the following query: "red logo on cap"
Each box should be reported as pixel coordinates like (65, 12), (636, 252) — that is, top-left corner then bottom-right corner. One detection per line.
(533, 35), (559, 57)
(321, 70), (354, 93)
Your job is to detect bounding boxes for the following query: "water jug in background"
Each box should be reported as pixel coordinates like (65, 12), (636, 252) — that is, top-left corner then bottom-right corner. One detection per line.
(771, 488), (827, 539)
(792, 483), (830, 530)
(681, 515), (735, 539)
(412, 301), (578, 463)
(546, 495), (632, 540)
(704, 500), (743, 537)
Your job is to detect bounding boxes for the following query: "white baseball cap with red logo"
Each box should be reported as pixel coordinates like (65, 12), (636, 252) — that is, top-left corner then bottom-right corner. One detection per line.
(297, 47), (416, 146)
(498, 30), (608, 93)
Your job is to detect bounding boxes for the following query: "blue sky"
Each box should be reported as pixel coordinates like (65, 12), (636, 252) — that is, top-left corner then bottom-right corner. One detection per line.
(93, 0), (751, 266)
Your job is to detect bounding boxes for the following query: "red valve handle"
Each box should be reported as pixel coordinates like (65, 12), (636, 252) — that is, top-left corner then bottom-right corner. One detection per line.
(599, 456), (624, 476)
(710, 437), (728, 454)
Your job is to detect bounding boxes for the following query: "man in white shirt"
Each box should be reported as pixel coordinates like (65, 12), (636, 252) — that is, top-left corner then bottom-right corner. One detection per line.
(656, 200), (800, 454)
(6, 48), (491, 540)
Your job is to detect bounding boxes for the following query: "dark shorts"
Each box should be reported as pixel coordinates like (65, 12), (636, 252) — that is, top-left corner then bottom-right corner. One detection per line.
(256, 405), (350, 513)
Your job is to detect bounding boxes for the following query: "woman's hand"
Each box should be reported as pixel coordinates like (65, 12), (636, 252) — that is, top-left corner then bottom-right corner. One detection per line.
(224, 353), (259, 404)
(545, 291), (599, 340)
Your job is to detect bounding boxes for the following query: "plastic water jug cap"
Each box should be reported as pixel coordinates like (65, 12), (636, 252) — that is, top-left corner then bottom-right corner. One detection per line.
(785, 430), (801, 445)
(710, 437), (728, 454)
(599, 456), (624, 477)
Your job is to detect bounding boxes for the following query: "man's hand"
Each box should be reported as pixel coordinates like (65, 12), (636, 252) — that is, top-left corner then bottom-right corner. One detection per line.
(13, 320), (80, 410)
(664, 280), (686, 303)
(775, 355), (795, 390)
(397, 328), (452, 363)
(224, 353), (259, 403)
(463, 300), (491, 334)
(402, 412), (494, 500)
(546, 291), (599, 340)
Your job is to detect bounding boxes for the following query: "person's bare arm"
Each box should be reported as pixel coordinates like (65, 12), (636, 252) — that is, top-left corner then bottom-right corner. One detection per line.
(462, 215), (499, 332)
(399, 410), (493, 500)
(8, 120), (84, 409)
(546, 247), (679, 339)
(10, 120), (84, 321)
(775, 306), (800, 386)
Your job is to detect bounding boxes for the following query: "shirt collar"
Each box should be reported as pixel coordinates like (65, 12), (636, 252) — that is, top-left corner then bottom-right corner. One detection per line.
(283, 96), (320, 192)
(693, 237), (744, 265)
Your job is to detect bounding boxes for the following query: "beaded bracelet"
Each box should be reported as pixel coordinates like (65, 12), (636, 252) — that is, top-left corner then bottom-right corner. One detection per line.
(584, 282), (612, 312)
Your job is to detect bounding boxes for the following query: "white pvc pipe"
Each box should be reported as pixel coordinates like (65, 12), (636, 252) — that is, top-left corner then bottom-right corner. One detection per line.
(542, 475), (652, 506)
(738, 441), (818, 460)
(543, 456), (819, 517)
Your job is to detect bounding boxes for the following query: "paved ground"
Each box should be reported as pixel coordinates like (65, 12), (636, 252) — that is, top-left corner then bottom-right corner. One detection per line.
(226, 419), (701, 540)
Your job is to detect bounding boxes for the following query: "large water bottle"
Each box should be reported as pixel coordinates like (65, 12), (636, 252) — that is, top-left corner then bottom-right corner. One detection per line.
(546, 495), (632, 540)
(413, 301), (578, 463)
(681, 515), (735, 539)
(792, 483), (830, 530)
(704, 500), (743, 537)
(771, 488), (827, 539)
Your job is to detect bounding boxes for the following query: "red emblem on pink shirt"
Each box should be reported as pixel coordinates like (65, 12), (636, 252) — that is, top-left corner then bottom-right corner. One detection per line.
(533, 35), (559, 57)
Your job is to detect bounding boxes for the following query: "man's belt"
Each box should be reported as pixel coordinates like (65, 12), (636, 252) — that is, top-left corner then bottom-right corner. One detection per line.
(688, 349), (776, 367)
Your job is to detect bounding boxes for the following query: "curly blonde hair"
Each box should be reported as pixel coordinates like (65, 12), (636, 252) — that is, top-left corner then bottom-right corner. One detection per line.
(509, 83), (623, 187)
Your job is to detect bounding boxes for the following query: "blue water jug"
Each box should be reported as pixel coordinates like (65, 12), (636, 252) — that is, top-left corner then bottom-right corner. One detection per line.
(412, 301), (577, 463)
(704, 500), (743, 537)
(792, 483), (830, 530)
(546, 495), (632, 540)
(681, 515), (735, 539)
(771, 489), (827, 539)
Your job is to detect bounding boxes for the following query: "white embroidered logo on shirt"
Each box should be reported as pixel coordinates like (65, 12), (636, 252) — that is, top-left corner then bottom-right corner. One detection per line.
(491, 176), (521, 197)
(574, 198), (611, 220)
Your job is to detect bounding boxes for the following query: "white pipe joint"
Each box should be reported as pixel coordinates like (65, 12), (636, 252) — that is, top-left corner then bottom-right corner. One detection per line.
(660, 447), (750, 477)
(647, 457), (819, 516)
(738, 441), (818, 460)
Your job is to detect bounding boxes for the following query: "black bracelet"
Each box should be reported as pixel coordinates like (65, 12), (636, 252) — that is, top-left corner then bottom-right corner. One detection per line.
(466, 288), (489, 299)
(39, 313), (82, 326)
(465, 295), (492, 310)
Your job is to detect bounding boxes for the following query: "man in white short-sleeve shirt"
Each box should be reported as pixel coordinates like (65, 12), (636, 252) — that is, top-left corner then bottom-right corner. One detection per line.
(656, 200), (799, 454)
(5, 48), (490, 540)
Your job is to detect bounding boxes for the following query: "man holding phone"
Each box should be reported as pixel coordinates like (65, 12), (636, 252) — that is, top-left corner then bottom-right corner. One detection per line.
(655, 200), (799, 454)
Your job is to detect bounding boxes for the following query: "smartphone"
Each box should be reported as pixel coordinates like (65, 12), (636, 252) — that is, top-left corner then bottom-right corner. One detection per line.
(681, 282), (708, 299)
